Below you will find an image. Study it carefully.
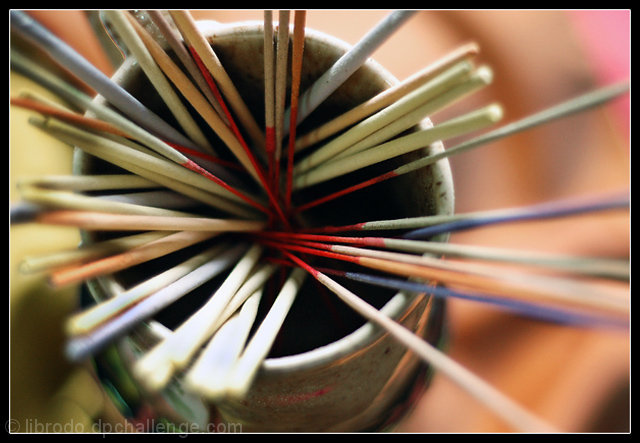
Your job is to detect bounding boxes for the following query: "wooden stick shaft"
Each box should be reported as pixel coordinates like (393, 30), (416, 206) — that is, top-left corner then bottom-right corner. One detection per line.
(35, 210), (265, 232)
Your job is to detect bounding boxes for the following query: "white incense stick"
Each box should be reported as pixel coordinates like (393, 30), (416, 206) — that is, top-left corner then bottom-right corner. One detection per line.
(185, 287), (263, 399)
(133, 244), (263, 391)
(34, 210), (266, 233)
(331, 65), (493, 162)
(96, 190), (201, 211)
(225, 267), (307, 398)
(19, 186), (196, 218)
(33, 117), (260, 208)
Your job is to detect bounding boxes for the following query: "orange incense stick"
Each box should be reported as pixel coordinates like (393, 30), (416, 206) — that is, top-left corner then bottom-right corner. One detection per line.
(49, 230), (218, 288)
(285, 11), (307, 212)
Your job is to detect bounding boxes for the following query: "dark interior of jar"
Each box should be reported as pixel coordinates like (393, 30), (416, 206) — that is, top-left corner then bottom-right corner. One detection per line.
(77, 26), (442, 357)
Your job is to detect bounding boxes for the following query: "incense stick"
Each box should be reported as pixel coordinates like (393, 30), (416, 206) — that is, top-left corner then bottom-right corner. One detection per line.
(294, 103), (503, 189)
(297, 261), (626, 328)
(225, 267), (307, 398)
(263, 11), (276, 179)
(53, 140), (257, 218)
(32, 117), (268, 214)
(103, 11), (214, 153)
(294, 59), (476, 168)
(258, 239), (628, 315)
(10, 95), (130, 138)
(282, 252), (557, 433)
(303, 189), (629, 235)
(185, 286), (263, 400)
(123, 12), (260, 181)
(274, 10), (291, 175)
(19, 231), (169, 274)
(66, 242), (230, 335)
(10, 10), (200, 151)
(65, 242), (247, 361)
(11, 50), (237, 185)
(129, 12), (288, 226)
(34, 210), (266, 233)
(168, 10), (265, 149)
(402, 190), (630, 239)
(96, 190), (201, 211)
(294, 42), (480, 151)
(175, 262), (279, 394)
(183, 47), (291, 229)
(330, 65), (493, 162)
(185, 47), (291, 229)
(218, 262), (279, 325)
(285, 11), (307, 211)
(294, 81), (630, 212)
(133, 244), (263, 391)
(257, 231), (630, 280)
(17, 174), (158, 192)
(48, 230), (219, 288)
(285, 10), (417, 130)
(19, 186), (196, 218)
(146, 10), (229, 124)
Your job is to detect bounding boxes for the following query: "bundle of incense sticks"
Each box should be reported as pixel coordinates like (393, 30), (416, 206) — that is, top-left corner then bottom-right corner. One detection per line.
(9, 10), (629, 433)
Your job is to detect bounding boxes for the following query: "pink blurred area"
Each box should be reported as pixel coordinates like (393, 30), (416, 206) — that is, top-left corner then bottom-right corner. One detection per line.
(569, 10), (630, 139)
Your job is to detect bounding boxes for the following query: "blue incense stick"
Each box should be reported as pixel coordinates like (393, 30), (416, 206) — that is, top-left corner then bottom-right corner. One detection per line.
(331, 269), (628, 329)
(402, 191), (630, 240)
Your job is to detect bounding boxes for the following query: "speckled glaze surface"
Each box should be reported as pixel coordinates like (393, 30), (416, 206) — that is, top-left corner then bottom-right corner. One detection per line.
(74, 20), (454, 432)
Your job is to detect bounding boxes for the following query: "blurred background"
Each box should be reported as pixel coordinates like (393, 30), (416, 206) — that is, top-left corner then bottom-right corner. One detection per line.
(10, 10), (630, 433)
